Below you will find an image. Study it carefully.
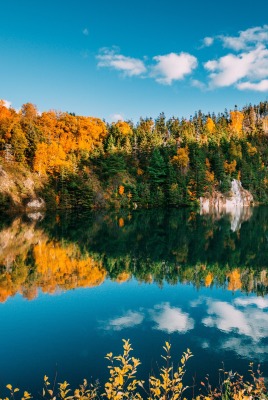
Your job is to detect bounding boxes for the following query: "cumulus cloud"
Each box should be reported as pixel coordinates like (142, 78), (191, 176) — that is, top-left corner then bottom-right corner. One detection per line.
(191, 79), (206, 90)
(82, 28), (89, 36)
(97, 47), (147, 77)
(199, 25), (268, 91)
(151, 52), (198, 85)
(237, 79), (268, 92)
(103, 310), (144, 331)
(2, 99), (12, 108)
(204, 45), (268, 89)
(96, 48), (197, 85)
(150, 303), (194, 333)
(110, 113), (124, 122)
(220, 25), (268, 51)
(203, 37), (214, 47)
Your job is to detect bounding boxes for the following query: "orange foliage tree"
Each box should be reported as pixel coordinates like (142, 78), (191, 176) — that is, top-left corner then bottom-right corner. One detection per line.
(33, 142), (70, 175)
(115, 121), (133, 136)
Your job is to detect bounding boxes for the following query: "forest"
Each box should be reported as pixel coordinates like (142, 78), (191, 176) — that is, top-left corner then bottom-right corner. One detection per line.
(1, 100), (268, 210)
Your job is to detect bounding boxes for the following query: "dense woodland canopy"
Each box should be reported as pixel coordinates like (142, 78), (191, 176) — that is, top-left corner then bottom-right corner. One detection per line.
(1, 99), (268, 209)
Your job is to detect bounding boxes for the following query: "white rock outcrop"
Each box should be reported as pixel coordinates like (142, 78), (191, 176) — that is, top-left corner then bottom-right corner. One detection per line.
(26, 197), (46, 210)
(200, 179), (254, 231)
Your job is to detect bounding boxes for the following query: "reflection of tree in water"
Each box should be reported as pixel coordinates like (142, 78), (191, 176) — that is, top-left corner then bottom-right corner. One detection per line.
(0, 207), (268, 301)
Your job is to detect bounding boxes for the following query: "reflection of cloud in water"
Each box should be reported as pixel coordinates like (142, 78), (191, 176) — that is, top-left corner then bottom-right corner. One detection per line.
(102, 303), (194, 334)
(234, 297), (268, 309)
(204, 302), (268, 340)
(150, 303), (194, 334)
(220, 337), (268, 362)
(104, 310), (144, 331)
(202, 298), (268, 341)
(193, 296), (268, 365)
(203, 301), (252, 336)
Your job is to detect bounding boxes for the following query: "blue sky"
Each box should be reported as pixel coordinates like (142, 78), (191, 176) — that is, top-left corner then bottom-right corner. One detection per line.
(1, 0), (268, 122)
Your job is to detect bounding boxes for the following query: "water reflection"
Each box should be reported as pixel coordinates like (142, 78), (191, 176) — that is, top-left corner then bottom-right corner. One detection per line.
(103, 303), (194, 334)
(103, 310), (144, 331)
(192, 295), (268, 363)
(200, 199), (253, 232)
(150, 303), (195, 333)
(202, 297), (268, 339)
(1, 207), (268, 302)
(1, 207), (268, 393)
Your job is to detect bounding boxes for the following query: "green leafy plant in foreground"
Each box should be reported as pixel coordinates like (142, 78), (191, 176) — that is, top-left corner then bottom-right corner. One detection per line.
(1, 340), (267, 400)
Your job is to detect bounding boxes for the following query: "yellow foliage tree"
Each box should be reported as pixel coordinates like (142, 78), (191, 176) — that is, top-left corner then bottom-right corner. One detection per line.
(0, 100), (18, 142)
(224, 160), (237, 175)
(247, 142), (257, 157)
(115, 121), (133, 136)
(77, 116), (107, 152)
(33, 141), (70, 175)
(230, 110), (244, 136)
(172, 147), (189, 170)
(205, 158), (215, 184)
(206, 117), (215, 133)
(227, 269), (242, 291)
(118, 185), (125, 195)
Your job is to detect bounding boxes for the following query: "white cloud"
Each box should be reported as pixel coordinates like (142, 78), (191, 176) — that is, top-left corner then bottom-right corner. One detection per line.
(97, 48), (147, 77)
(191, 79), (206, 90)
(150, 303), (194, 333)
(203, 37), (214, 47)
(237, 79), (268, 92)
(220, 25), (268, 51)
(110, 113), (124, 122)
(151, 52), (198, 85)
(96, 48), (198, 85)
(104, 310), (144, 331)
(82, 28), (89, 36)
(2, 99), (12, 108)
(204, 45), (268, 88)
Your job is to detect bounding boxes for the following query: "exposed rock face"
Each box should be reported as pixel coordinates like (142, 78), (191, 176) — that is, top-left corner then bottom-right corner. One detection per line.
(25, 197), (46, 210)
(200, 180), (253, 212)
(0, 162), (45, 211)
(200, 180), (254, 231)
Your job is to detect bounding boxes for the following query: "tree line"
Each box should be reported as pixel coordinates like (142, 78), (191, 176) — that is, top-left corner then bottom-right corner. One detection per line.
(1, 100), (268, 209)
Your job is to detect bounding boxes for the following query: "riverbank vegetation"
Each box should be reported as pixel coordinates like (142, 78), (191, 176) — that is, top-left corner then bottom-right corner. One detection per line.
(2, 340), (267, 399)
(1, 100), (268, 210)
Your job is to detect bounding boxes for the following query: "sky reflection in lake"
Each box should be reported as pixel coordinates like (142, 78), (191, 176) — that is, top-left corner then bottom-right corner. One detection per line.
(0, 207), (268, 394)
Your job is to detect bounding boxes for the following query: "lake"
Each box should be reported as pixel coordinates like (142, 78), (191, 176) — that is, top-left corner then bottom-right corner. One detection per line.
(0, 207), (268, 397)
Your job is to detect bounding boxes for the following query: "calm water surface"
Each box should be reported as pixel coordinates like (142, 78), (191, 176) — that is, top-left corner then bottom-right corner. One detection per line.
(0, 207), (268, 395)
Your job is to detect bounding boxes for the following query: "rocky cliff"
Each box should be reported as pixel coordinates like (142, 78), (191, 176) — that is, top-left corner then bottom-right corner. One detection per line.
(0, 161), (45, 212)
(200, 179), (254, 231)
